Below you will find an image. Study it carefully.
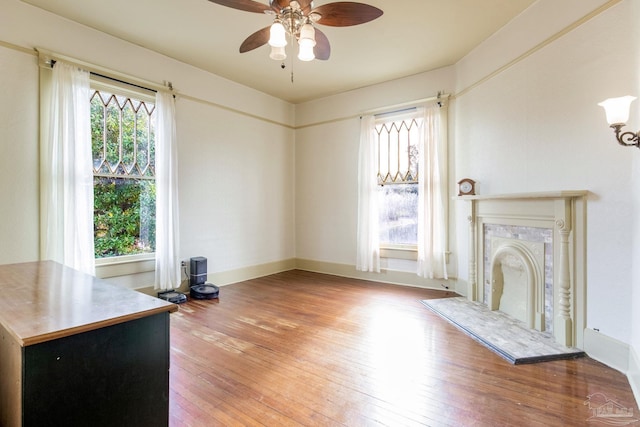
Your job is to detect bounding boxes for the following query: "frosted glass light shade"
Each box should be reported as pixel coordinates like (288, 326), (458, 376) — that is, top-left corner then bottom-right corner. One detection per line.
(269, 22), (287, 47)
(598, 96), (637, 125)
(269, 45), (287, 61)
(298, 43), (315, 61)
(298, 23), (316, 48)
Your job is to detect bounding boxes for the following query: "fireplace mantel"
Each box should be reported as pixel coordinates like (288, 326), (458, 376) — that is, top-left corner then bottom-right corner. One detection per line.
(459, 190), (588, 348)
(457, 190), (588, 201)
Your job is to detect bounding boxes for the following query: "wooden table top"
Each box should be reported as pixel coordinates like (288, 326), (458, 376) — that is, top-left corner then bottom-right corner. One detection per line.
(0, 261), (177, 346)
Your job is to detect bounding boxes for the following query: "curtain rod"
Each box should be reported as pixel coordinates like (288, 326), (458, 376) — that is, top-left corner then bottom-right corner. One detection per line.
(36, 47), (172, 94)
(90, 70), (157, 94)
(44, 60), (159, 94)
(361, 92), (451, 117)
(298, 92), (453, 130)
(373, 106), (417, 119)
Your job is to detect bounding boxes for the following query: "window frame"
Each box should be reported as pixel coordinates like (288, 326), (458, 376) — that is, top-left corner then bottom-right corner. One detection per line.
(90, 77), (158, 278)
(380, 244), (418, 260)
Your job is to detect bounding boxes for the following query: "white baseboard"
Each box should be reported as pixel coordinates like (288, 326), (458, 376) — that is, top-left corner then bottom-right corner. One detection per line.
(584, 331), (640, 414)
(583, 327), (629, 373)
(135, 257), (457, 295)
(294, 258), (457, 291)
(207, 258), (297, 287)
(629, 345), (640, 410)
(134, 258), (297, 296)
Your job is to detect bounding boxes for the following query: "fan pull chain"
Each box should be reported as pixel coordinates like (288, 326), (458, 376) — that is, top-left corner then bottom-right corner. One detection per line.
(290, 40), (295, 84)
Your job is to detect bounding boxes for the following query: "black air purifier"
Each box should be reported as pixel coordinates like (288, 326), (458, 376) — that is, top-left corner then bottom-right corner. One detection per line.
(189, 256), (220, 300)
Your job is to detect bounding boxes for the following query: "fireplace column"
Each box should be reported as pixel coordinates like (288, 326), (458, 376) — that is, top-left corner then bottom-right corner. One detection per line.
(555, 199), (573, 347)
(467, 203), (477, 301)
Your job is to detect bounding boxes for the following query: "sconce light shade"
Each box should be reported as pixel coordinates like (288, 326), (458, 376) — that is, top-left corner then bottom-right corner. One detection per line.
(598, 95), (636, 125)
(269, 21), (287, 48)
(599, 95), (640, 148)
(269, 45), (287, 61)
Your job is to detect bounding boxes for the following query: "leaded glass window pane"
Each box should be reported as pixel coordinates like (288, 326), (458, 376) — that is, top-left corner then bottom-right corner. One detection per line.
(375, 114), (422, 246)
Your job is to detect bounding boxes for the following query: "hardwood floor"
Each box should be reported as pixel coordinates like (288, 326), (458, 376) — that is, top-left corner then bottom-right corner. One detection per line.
(169, 270), (638, 426)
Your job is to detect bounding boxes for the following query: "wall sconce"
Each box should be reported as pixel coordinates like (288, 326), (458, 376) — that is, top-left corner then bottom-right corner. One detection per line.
(598, 96), (639, 148)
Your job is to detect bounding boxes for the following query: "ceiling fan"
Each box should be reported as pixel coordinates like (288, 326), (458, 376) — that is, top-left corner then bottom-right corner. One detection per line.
(208, 0), (383, 62)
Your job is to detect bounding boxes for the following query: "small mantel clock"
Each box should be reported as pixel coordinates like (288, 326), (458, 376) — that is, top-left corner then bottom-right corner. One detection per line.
(457, 178), (476, 196)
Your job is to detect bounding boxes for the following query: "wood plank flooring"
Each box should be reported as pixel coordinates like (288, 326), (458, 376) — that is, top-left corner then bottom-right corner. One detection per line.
(169, 270), (638, 426)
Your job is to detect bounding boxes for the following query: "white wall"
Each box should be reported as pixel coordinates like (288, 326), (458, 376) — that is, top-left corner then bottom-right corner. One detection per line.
(0, 46), (39, 263)
(178, 99), (295, 275)
(629, 0), (640, 401)
(454, 0), (637, 344)
(0, 0), (296, 288)
(295, 118), (360, 265)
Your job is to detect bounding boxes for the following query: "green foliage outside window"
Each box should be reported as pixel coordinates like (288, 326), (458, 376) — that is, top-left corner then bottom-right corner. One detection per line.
(94, 177), (156, 258)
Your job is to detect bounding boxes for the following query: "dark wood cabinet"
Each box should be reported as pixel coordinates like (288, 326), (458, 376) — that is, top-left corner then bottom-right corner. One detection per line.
(0, 261), (177, 427)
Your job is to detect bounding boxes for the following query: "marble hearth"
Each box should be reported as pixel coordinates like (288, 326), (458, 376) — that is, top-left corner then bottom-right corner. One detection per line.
(460, 191), (587, 348)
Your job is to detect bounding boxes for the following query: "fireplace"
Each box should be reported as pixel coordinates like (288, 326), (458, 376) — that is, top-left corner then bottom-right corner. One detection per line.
(487, 230), (550, 332)
(461, 191), (587, 348)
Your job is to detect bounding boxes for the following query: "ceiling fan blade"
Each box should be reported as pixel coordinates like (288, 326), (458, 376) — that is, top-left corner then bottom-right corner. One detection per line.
(314, 28), (331, 60)
(297, 0), (314, 14)
(313, 2), (383, 27)
(269, 0), (291, 12)
(208, 0), (271, 14)
(239, 27), (271, 53)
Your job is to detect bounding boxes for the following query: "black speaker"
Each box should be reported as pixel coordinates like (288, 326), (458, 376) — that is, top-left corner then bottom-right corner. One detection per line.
(189, 257), (207, 285)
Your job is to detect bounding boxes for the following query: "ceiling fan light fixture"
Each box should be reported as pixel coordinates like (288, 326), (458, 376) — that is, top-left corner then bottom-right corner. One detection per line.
(298, 43), (315, 61)
(269, 45), (287, 61)
(209, 0), (385, 65)
(268, 21), (287, 47)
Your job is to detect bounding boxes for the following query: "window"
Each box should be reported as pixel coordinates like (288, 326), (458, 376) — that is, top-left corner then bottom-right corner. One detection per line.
(90, 86), (156, 259)
(40, 56), (178, 284)
(357, 102), (448, 278)
(375, 113), (422, 248)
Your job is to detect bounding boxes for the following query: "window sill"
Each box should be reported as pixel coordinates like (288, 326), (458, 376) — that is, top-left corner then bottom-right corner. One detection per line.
(380, 245), (418, 260)
(95, 253), (155, 279)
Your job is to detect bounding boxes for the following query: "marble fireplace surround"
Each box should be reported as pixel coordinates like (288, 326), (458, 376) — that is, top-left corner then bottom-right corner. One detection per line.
(461, 191), (588, 348)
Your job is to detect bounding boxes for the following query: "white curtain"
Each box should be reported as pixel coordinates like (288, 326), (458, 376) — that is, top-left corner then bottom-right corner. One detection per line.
(417, 104), (448, 279)
(154, 91), (181, 290)
(41, 61), (95, 275)
(356, 115), (380, 272)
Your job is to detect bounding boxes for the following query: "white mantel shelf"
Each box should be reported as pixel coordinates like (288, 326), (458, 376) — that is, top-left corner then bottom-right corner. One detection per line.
(455, 190), (589, 201)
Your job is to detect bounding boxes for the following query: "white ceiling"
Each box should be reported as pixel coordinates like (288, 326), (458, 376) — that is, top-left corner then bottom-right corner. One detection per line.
(22, 0), (535, 104)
